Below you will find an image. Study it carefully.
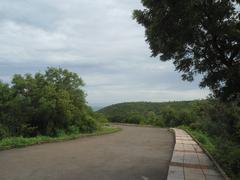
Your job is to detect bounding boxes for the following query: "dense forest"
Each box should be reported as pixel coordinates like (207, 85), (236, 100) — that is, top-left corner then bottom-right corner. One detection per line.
(0, 67), (107, 140)
(99, 100), (240, 179)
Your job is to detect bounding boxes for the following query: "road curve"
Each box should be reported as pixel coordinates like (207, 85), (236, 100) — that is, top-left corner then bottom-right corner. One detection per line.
(0, 125), (174, 180)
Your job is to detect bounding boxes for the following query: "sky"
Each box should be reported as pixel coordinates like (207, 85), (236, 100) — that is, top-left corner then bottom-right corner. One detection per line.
(0, 0), (209, 107)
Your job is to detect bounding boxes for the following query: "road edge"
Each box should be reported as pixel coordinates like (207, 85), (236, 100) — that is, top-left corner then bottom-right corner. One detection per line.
(0, 126), (122, 151)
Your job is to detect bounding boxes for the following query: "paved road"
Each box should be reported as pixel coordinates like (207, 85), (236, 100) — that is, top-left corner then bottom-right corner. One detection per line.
(0, 125), (174, 180)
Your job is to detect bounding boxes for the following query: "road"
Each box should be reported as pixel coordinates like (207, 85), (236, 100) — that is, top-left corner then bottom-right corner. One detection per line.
(0, 125), (174, 180)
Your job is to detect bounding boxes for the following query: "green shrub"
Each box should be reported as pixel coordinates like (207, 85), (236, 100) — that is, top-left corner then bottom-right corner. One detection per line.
(0, 126), (120, 149)
(153, 115), (165, 127)
(0, 136), (47, 147)
(55, 129), (66, 137)
(227, 147), (240, 179)
(94, 113), (108, 124)
(67, 126), (80, 135)
(189, 122), (202, 130)
(211, 141), (240, 180)
(79, 116), (97, 133)
(0, 124), (9, 140)
(127, 112), (144, 124)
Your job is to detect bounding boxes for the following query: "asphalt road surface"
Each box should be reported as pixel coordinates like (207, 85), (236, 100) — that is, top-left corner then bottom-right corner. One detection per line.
(0, 125), (174, 180)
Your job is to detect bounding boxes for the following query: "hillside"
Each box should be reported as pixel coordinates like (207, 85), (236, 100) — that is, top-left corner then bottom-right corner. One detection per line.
(98, 100), (204, 125)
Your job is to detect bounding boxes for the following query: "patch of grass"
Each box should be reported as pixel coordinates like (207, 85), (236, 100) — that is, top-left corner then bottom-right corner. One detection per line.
(0, 125), (121, 150)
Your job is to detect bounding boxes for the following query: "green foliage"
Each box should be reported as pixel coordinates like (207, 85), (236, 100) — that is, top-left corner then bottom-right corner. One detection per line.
(213, 140), (240, 180)
(78, 115), (97, 133)
(67, 126), (80, 135)
(133, 0), (240, 101)
(0, 124), (9, 140)
(0, 136), (49, 148)
(55, 129), (66, 137)
(0, 126), (121, 150)
(225, 147), (240, 179)
(127, 112), (145, 124)
(94, 112), (108, 124)
(99, 101), (195, 125)
(0, 67), (98, 138)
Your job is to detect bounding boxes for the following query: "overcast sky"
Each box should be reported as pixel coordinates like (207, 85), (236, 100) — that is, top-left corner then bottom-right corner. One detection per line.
(0, 0), (209, 107)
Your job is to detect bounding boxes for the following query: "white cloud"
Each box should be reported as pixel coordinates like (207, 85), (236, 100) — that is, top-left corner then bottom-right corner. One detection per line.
(0, 0), (209, 106)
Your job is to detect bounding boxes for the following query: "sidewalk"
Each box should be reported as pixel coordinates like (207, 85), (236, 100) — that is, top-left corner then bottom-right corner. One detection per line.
(167, 128), (226, 180)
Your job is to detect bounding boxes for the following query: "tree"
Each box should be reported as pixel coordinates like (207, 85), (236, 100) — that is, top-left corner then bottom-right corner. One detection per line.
(133, 0), (240, 101)
(145, 111), (157, 124)
(0, 81), (12, 139)
(0, 67), (98, 137)
(127, 112), (145, 124)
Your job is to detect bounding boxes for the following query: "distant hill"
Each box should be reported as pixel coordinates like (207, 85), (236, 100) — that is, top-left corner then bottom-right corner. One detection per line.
(98, 100), (204, 123)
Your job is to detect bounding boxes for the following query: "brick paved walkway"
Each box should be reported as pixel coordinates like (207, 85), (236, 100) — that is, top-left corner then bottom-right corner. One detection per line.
(167, 128), (225, 180)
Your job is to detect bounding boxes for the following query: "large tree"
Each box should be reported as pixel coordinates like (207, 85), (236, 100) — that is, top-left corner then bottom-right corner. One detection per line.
(133, 0), (240, 101)
(0, 67), (97, 138)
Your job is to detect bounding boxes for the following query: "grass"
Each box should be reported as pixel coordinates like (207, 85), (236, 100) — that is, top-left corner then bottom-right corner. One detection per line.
(0, 125), (121, 150)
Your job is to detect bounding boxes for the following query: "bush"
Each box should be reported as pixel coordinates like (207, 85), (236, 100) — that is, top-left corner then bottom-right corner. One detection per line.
(55, 129), (66, 137)
(212, 140), (240, 180)
(189, 122), (202, 130)
(227, 148), (240, 178)
(79, 115), (97, 133)
(67, 126), (80, 135)
(127, 112), (145, 124)
(0, 124), (9, 140)
(94, 113), (108, 124)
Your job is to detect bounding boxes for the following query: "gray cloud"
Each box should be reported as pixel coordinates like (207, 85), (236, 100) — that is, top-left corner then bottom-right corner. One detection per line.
(0, 0), (209, 107)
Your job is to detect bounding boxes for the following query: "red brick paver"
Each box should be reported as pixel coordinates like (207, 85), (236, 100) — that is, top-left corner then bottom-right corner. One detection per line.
(167, 129), (225, 180)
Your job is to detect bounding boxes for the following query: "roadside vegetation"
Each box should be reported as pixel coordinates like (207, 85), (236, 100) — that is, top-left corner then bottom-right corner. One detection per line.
(0, 125), (120, 150)
(0, 67), (117, 149)
(99, 100), (240, 179)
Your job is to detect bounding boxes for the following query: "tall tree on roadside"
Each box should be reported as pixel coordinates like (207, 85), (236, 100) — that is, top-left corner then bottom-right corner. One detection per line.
(133, 0), (240, 101)
(0, 67), (97, 137)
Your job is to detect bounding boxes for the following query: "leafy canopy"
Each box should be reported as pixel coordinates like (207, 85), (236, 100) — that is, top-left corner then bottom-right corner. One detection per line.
(0, 67), (97, 138)
(133, 0), (240, 101)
